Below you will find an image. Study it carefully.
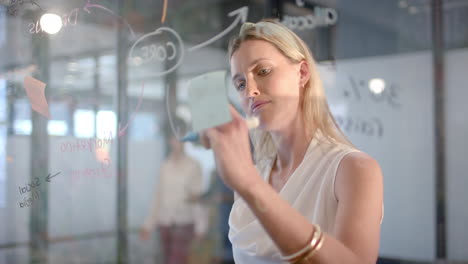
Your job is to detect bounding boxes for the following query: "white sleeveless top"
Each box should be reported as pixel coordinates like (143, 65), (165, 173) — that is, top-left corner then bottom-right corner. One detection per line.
(228, 136), (359, 264)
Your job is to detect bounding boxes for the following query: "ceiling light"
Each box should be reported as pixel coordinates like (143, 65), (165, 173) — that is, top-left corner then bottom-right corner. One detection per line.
(368, 78), (385, 95)
(40, 13), (63, 34)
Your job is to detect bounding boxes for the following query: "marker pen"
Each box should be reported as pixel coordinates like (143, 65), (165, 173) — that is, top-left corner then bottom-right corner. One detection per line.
(181, 116), (260, 142)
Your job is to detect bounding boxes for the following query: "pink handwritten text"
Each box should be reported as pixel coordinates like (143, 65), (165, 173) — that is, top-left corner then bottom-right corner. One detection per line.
(71, 161), (113, 183)
(60, 132), (113, 153)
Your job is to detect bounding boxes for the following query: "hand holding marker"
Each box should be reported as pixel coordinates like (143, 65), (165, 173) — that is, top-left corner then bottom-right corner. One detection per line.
(178, 70), (259, 142)
(181, 114), (259, 142)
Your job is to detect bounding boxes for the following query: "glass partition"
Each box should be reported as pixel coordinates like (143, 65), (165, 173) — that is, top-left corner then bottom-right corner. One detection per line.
(0, 0), (467, 263)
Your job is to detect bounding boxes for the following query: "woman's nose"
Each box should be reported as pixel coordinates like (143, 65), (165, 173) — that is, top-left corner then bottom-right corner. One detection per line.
(246, 80), (260, 97)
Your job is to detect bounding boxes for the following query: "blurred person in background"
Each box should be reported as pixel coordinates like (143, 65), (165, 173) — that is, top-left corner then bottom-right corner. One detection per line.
(140, 134), (204, 264)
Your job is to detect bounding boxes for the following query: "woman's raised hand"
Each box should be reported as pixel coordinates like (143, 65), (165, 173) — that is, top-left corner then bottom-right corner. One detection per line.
(200, 105), (260, 192)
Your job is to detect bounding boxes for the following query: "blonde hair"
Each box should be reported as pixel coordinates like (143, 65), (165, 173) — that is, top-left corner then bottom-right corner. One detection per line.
(228, 19), (353, 162)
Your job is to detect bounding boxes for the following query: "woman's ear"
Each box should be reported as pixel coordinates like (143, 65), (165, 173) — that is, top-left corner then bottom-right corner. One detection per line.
(298, 60), (310, 88)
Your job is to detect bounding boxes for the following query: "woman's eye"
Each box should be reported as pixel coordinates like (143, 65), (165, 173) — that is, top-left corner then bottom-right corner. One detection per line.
(258, 68), (271, 76)
(236, 82), (246, 91)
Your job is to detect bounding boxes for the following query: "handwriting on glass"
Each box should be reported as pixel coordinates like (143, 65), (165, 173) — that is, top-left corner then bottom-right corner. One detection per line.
(6, 0), (39, 16)
(18, 190), (40, 208)
(335, 115), (384, 139)
(18, 172), (61, 208)
(281, 7), (338, 31)
(83, 0), (136, 38)
(60, 132), (113, 153)
(28, 8), (79, 34)
(18, 177), (40, 196)
(128, 27), (184, 77)
(25, 0), (135, 37)
(343, 76), (402, 109)
(71, 160), (113, 183)
(139, 42), (177, 64)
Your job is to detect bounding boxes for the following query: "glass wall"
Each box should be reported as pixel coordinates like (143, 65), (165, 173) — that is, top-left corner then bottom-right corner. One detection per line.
(0, 0), (467, 263)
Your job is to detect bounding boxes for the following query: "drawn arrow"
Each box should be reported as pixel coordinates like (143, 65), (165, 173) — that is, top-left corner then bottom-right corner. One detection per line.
(26, 0), (42, 10)
(46, 172), (61, 183)
(188, 6), (248, 52)
(83, 0), (136, 39)
(161, 0), (167, 23)
(117, 82), (144, 137)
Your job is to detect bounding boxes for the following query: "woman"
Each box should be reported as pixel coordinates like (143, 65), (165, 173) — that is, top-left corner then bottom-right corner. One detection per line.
(200, 20), (383, 264)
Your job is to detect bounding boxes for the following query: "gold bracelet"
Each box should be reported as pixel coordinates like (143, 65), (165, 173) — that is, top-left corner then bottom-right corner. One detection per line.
(281, 224), (322, 263)
(289, 230), (321, 264)
(295, 232), (325, 264)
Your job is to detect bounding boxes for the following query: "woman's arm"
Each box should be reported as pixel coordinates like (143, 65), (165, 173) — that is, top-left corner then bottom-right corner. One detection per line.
(237, 152), (383, 264)
(202, 106), (383, 264)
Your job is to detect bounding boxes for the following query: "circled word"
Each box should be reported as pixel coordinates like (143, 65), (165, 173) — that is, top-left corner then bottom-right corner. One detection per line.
(281, 7), (338, 31)
(139, 42), (177, 64)
(128, 27), (185, 77)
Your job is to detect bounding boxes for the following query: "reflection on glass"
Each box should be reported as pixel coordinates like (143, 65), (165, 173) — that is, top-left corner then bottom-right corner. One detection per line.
(96, 110), (116, 138)
(40, 13), (63, 34)
(14, 120), (32, 135)
(368, 78), (386, 95)
(130, 113), (156, 141)
(74, 109), (95, 138)
(47, 120), (68, 136)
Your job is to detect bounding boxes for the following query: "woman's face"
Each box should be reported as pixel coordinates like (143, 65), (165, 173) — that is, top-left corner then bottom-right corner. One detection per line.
(230, 39), (307, 132)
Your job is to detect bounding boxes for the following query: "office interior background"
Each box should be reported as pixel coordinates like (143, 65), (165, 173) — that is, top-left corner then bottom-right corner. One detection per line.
(0, 0), (467, 263)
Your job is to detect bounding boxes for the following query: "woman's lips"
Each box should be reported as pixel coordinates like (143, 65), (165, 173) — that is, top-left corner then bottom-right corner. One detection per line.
(251, 101), (270, 114)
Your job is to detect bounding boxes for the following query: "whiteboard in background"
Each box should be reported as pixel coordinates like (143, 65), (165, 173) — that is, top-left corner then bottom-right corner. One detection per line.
(319, 51), (436, 261)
